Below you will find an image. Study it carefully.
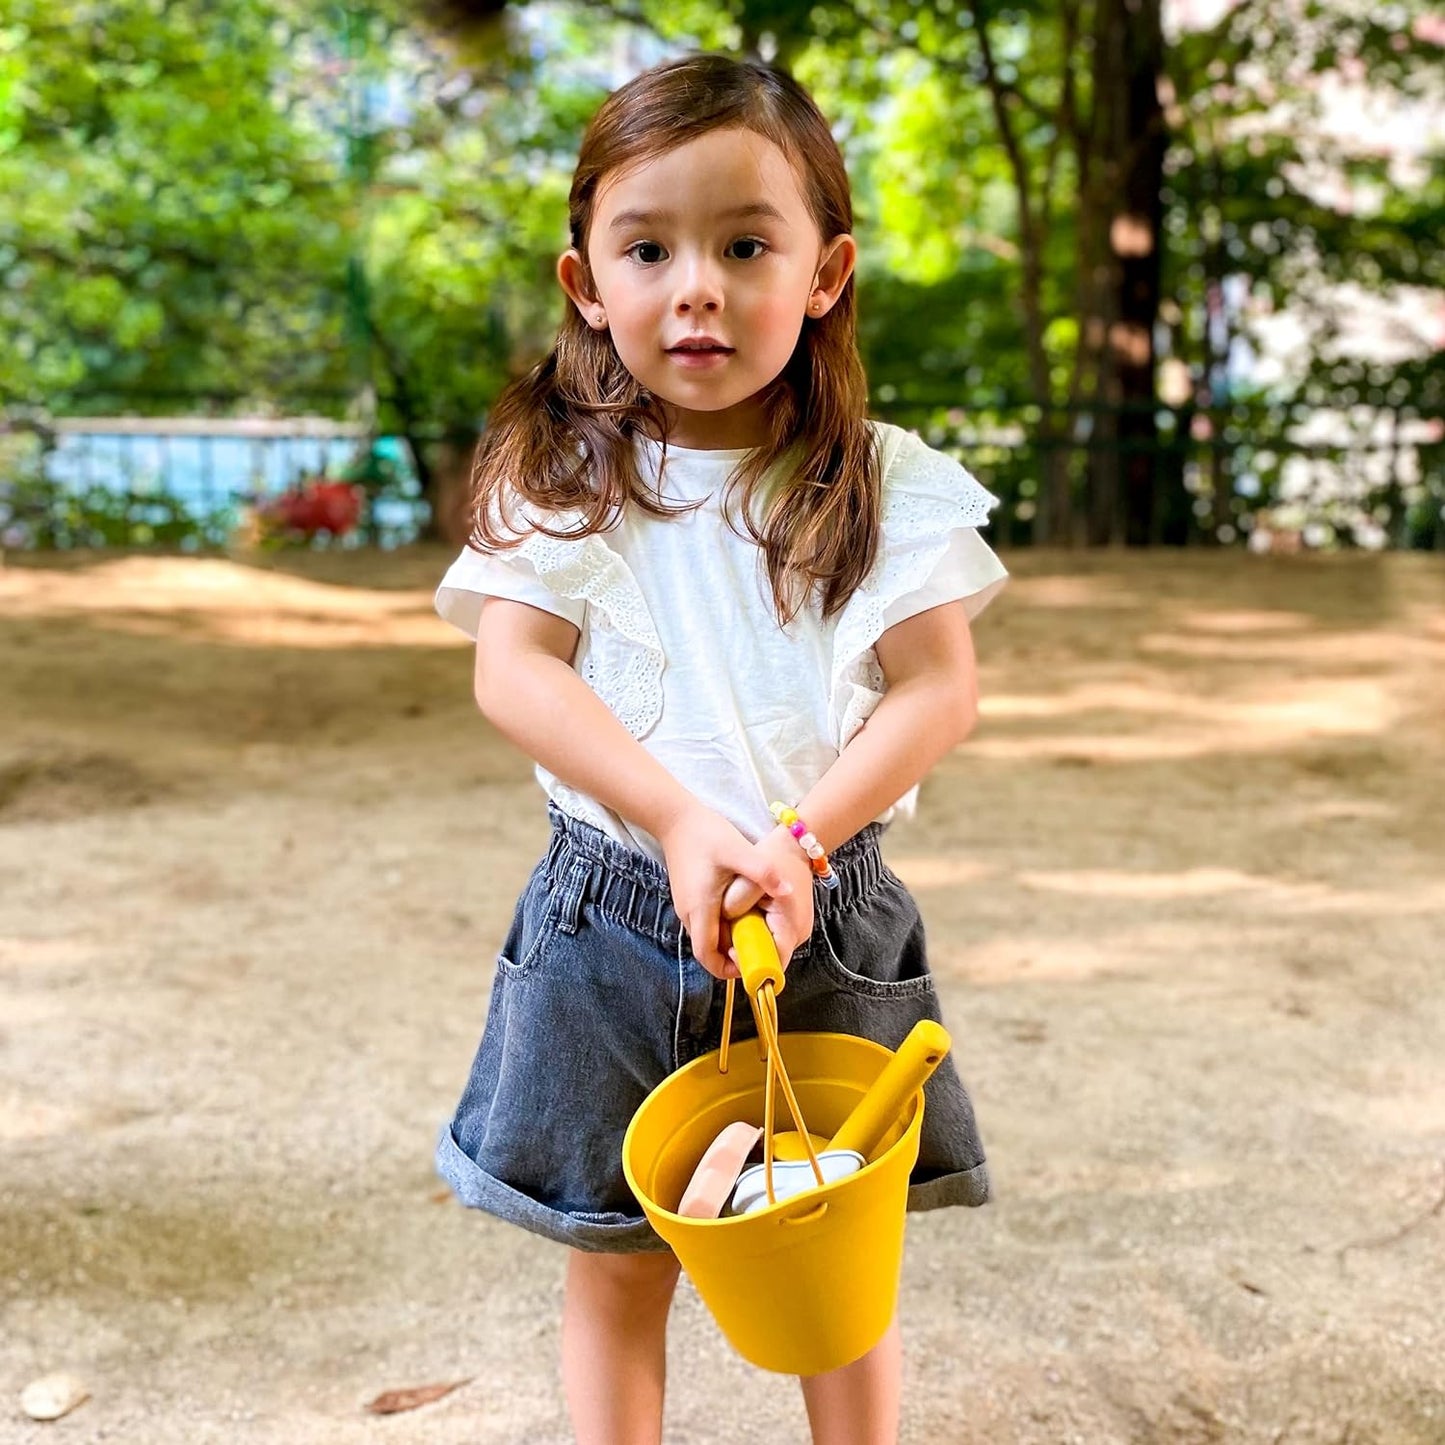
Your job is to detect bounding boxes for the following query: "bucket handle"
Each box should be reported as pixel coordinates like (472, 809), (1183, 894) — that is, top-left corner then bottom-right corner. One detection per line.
(780, 1199), (829, 1227)
(719, 913), (826, 1204)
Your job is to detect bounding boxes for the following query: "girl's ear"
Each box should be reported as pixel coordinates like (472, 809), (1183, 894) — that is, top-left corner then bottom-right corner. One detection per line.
(807, 234), (858, 319)
(558, 249), (608, 329)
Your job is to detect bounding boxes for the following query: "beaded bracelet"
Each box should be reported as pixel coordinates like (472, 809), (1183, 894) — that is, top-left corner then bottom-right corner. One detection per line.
(769, 801), (840, 891)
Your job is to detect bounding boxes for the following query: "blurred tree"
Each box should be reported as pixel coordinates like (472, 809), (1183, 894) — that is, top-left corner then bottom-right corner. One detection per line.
(0, 0), (608, 535)
(0, 0), (355, 411)
(3, 0), (1439, 548)
(1163, 0), (1445, 549)
(336, 2), (613, 533)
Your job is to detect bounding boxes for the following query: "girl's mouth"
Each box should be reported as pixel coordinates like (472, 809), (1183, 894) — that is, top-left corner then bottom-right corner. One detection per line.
(667, 344), (734, 368)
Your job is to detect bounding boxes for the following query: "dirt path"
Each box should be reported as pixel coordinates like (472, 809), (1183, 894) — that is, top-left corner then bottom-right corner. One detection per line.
(2, 547), (1442, 1444)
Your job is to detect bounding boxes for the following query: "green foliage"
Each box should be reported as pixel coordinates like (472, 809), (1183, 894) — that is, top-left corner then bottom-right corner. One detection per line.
(0, 0), (355, 412)
(351, 21), (604, 440)
(1159, 0), (1445, 544)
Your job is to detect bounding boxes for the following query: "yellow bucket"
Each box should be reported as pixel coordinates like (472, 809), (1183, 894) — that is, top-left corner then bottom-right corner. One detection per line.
(621, 915), (930, 1376)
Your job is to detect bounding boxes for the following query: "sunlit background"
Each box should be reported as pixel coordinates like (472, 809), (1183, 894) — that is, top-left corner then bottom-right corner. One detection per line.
(2, 0), (1441, 555)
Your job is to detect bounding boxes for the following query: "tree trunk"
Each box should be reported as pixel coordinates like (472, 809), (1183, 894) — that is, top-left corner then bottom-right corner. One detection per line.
(1086, 0), (1165, 545)
(972, 6), (1076, 544)
(427, 434), (478, 548)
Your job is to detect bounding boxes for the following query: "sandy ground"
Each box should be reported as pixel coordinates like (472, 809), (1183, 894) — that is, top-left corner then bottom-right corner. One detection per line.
(1, 545), (1443, 1445)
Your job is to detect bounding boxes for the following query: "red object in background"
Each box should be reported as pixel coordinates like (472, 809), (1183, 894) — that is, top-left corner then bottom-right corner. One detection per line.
(268, 480), (364, 537)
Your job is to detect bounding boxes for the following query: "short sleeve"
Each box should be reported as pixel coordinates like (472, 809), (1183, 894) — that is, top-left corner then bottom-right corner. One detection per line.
(829, 424), (1008, 750)
(433, 494), (666, 739)
(880, 526), (1008, 630)
(434, 545), (587, 641)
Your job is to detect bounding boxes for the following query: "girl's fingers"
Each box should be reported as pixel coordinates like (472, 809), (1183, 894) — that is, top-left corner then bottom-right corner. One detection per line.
(688, 909), (723, 975)
(721, 874), (761, 918)
(761, 888), (814, 972)
(762, 911), (796, 970)
(720, 942), (740, 979)
(733, 851), (791, 898)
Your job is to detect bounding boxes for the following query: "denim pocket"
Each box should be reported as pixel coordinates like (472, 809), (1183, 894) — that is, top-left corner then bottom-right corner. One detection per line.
(497, 859), (566, 980)
(812, 875), (936, 1001)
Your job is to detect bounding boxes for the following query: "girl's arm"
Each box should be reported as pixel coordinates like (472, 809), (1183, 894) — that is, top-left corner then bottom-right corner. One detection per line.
(473, 597), (800, 975)
(723, 600), (978, 919)
(798, 599), (980, 850)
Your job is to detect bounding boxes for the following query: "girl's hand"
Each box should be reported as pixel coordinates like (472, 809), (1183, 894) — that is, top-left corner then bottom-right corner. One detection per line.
(720, 826), (816, 972)
(657, 804), (795, 980)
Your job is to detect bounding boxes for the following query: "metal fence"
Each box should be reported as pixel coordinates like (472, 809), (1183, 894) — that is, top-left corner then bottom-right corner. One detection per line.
(3, 400), (1441, 551)
(878, 400), (1445, 551)
(0, 414), (427, 549)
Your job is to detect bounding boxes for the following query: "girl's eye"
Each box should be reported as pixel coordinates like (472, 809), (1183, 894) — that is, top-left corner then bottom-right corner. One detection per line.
(623, 238), (769, 265)
(728, 237), (768, 261)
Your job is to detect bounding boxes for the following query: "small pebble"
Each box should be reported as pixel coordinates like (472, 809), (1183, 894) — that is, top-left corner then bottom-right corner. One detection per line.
(20, 1372), (90, 1421)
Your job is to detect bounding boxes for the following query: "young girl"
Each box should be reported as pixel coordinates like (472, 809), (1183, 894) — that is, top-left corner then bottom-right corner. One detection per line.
(433, 52), (1007, 1445)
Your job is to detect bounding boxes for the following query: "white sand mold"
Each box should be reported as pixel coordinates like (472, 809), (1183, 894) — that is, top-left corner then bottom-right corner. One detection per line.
(726, 1149), (868, 1216)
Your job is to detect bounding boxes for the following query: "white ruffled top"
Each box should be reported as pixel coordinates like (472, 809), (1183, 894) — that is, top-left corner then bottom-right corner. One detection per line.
(436, 420), (1008, 861)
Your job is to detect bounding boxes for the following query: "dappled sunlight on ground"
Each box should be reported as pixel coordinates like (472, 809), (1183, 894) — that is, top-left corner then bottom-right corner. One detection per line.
(1015, 865), (1313, 899)
(0, 1089), (95, 1143)
(0, 554), (451, 649)
(1011, 867), (1445, 917)
(1137, 629), (1444, 666)
(929, 921), (1220, 985)
(92, 605), (449, 650)
(1001, 573), (1146, 610)
(976, 678), (1398, 761)
(885, 855), (998, 890)
(1171, 607), (1317, 633)
(0, 933), (94, 971)
(961, 553), (1443, 774)
(894, 856), (1442, 915)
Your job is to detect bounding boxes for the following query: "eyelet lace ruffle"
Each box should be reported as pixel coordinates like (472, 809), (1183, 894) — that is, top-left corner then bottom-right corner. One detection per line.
(508, 510), (665, 740)
(829, 425), (1001, 749)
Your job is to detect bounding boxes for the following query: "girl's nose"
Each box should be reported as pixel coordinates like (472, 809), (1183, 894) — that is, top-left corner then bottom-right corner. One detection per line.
(673, 256), (724, 314)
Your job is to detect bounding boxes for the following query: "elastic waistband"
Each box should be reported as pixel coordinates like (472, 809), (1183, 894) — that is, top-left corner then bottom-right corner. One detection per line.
(542, 802), (887, 950)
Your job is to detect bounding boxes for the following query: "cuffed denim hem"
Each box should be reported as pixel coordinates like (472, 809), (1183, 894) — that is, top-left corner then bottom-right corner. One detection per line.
(907, 1161), (991, 1212)
(436, 1125), (672, 1254)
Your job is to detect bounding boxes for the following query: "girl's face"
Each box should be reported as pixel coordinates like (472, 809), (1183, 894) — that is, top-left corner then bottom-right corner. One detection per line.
(559, 127), (855, 450)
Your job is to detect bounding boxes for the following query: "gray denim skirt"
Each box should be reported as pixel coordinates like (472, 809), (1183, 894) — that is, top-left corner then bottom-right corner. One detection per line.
(435, 804), (990, 1252)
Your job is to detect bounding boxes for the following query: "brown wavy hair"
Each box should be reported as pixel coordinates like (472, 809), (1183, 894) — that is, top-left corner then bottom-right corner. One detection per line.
(467, 53), (879, 622)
